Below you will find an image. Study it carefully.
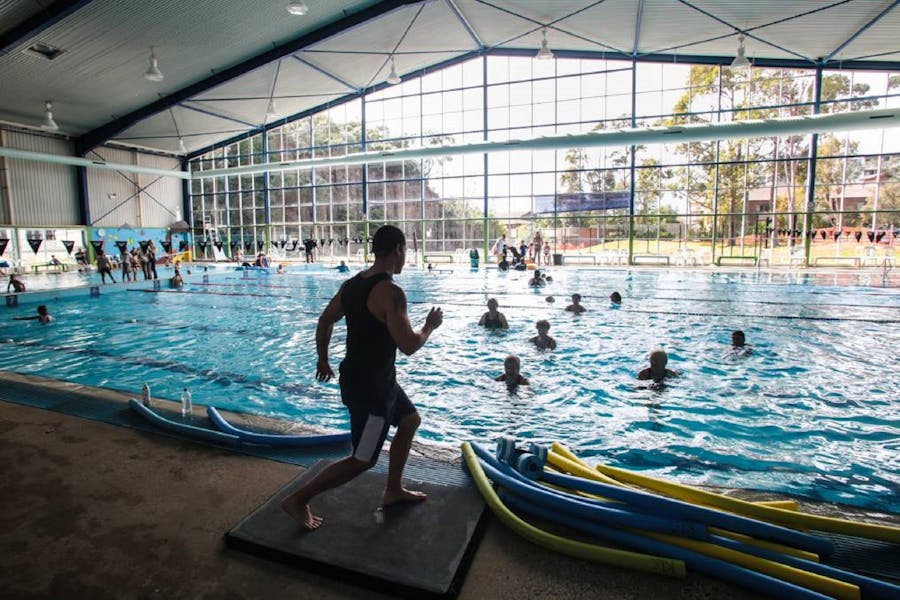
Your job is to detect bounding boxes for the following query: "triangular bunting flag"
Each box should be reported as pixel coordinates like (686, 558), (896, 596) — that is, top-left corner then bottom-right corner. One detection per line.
(139, 241), (150, 251)
(198, 241), (208, 252)
(256, 241), (264, 252)
(0, 238), (8, 256)
(90, 240), (105, 253)
(161, 241), (172, 253)
(62, 240), (75, 255)
(244, 242), (252, 252)
(27, 238), (43, 254)
(179, 241), (188, 252)
(214, 241), (223, 251)
(115, 241), (128, 253)
(230, 241), (239, 249)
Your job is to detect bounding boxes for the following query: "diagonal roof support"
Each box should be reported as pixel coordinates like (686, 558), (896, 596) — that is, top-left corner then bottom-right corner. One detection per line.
(632, 0), (644, 56)
(0, 0), (94, 55)
(75, 0), (420, 156)
(445, 0), (483, 50)
(822, 0), (900, 63)
(291, 56), (359, 92)
(180, 102), (258, 128)
(677, 0), (814, 63)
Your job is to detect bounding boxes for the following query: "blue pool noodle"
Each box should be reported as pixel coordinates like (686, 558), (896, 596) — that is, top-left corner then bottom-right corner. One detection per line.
(499, 491), (831, 600)
(470, 442), (710, 540)
(207, 406), (350, 447)
(538, 467), (833, 557)
(129, 399), (240, 446)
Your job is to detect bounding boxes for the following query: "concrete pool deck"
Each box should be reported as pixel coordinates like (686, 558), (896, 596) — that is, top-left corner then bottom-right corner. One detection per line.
(1, 385), (897, 599)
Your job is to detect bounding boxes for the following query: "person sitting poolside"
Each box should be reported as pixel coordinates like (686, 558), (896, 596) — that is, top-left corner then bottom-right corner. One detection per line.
(529, 319), (556, 350)
(255, 253), (270, 268)
(731, 330), (753, 356)
(478, 298), (509, 330)
(7, 273), (25, 293)
(528, 269), (546, 287)
(50, 255), (62, 266)
(637, 349), (678, 384)
(610, 291), (622, 306)
(334, 260), (350, 273)
(14, 304), (52, 324)
(495, 355), (529, 390)
(565, 293), (586, 314)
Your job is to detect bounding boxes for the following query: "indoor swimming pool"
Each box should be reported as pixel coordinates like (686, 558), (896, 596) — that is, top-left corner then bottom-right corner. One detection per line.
(2, 266), (898, 511)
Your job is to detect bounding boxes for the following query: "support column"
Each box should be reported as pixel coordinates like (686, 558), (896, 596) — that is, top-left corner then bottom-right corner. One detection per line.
(628, 60), (637, 264)
(802, 66), (824, 266)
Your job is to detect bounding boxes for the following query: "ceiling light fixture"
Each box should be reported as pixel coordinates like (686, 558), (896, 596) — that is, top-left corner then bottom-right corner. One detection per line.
(286, 2), (308, 16)
(178, 138), (187, 153)
(731, 34), (751, 69)
(535, 28), (554, 61)
(41, 101), (59, 131)
(145, 46), (164, 82)
(387, 58), (402, 85)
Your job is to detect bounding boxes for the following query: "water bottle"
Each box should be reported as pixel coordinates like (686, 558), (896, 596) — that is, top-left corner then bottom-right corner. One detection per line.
(181, 387), (192, 418)
(140, 383), (151, 407)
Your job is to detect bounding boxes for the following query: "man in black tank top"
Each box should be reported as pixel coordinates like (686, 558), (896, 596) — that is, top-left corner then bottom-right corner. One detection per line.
(282, 225), (443, 531)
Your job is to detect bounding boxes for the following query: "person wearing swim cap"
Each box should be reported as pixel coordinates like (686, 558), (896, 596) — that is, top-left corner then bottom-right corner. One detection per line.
(281, 225), (443, 531)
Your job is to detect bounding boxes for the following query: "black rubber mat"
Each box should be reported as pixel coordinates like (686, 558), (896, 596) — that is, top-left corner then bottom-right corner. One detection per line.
(821, 531), (900, 583)
(225, 460), (486, 599)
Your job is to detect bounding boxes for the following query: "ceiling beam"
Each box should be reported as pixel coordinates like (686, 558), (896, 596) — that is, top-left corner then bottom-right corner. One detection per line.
(292, 56), (359, 92)
(75, 0), (420, 156)
(179, 102), (259, 128)
(822, 0), (900, 63)
(0, 0), (94, 55)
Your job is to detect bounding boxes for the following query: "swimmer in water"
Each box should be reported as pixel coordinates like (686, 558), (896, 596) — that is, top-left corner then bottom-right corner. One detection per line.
(495, 355), (529, 390)
(637, 349), (677, 384)
(730, 330), (753, 356)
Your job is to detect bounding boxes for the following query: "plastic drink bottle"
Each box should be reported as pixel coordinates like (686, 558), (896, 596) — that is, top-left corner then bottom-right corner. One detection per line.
(181, 388), (192, 418)
(141, 383), (151, 407)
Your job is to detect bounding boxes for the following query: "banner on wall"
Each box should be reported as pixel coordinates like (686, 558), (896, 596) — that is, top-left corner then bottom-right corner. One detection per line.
(115, 241), (128, 253)
(62, 240), (75, 255)
(139, 241), (150, 252)
(90, 240), (104, 253)
(27, 238), (43, 254)
(0, 238), (8, 256)
(534, 191), (630, 214)
(161, 241), (172, 254)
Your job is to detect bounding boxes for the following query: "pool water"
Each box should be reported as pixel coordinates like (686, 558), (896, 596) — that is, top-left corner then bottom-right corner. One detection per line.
(2, 267), (898, 512)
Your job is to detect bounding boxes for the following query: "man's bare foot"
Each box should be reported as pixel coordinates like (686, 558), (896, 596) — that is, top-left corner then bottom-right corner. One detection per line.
(382, 487), (428, 507)
(281, 496), (323, 531)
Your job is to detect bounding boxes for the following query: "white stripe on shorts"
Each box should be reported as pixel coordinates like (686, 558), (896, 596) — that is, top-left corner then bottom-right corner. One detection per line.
(354, 415), (387, 462)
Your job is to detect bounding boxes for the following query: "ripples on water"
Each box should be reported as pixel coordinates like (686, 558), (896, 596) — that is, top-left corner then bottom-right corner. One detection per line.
(1, 268), (898, 511)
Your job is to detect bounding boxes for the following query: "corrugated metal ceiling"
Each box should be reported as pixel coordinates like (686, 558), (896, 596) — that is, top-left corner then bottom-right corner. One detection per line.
(0, 0), (896, 157)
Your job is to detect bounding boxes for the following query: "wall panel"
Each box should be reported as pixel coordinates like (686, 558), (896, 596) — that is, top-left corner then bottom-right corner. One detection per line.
(3, 130), (79, 226)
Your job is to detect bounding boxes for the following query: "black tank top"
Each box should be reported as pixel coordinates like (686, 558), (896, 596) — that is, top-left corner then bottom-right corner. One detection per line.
(340, 272), (397, 376)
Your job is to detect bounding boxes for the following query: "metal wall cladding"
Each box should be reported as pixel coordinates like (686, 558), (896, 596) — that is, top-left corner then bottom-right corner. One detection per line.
(85, 147), (183, 229)
(3, 130), (79, 226)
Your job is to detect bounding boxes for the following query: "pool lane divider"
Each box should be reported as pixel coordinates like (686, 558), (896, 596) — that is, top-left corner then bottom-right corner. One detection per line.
(459, 442), (687, 579)
(207, 406), (350, 447)
(550, 442), (900, 545)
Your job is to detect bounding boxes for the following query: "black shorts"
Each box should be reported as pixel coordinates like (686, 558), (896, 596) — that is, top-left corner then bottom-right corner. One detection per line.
(342, 381), (415, 463)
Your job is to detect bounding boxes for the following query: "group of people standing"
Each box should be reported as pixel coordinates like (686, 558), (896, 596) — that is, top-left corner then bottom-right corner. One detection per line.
(99, 242), (159, 284)
(492, 232), (552, 268)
